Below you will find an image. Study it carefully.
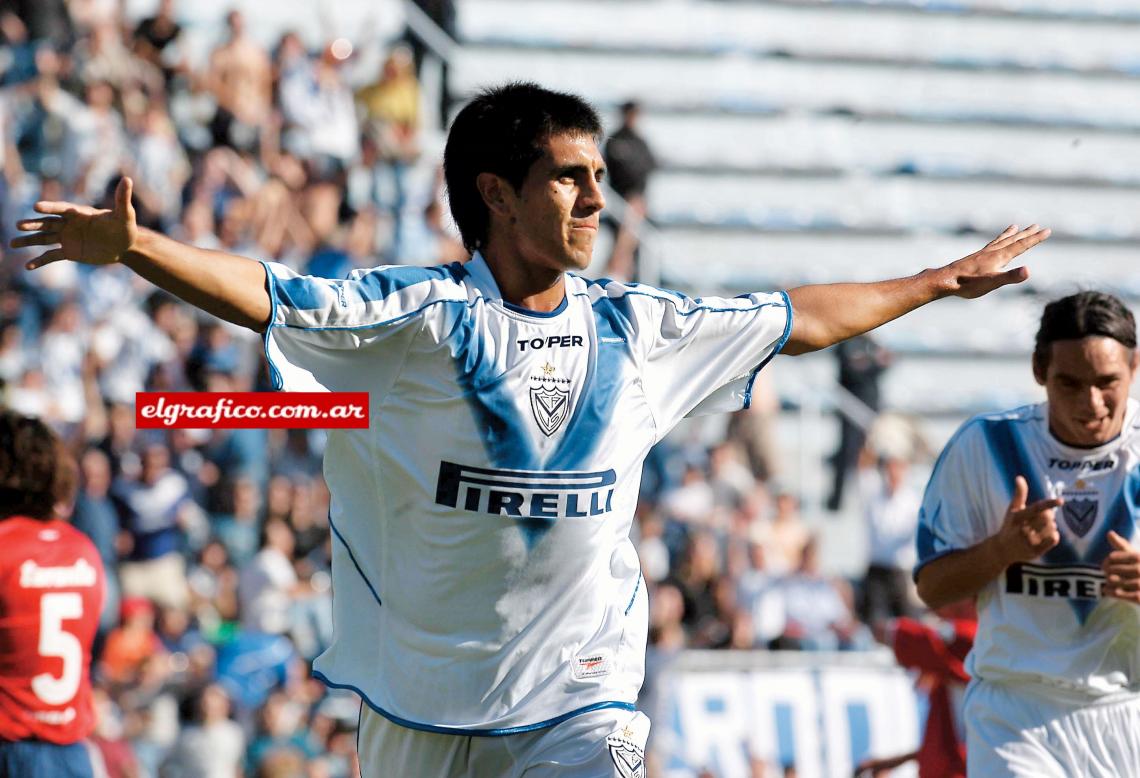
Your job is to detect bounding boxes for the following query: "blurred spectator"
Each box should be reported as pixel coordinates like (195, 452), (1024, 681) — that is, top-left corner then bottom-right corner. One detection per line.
(660, 459), (716, 528)
(101, 596), (166, 685)
(240, 517), (303, 636)
(279, 41), (358, 179)
(187, 539), (240, 632)
(206, 10), (272, 152)
(603, 99), (657, 281)
(118, 653), (180, 776)
(356, 47), (420, 171)
(245, 690), (319, 773)
(127, 102), (190, 228)
(163, 684), (245, 778)
(759, 490), (809, 576)
(5, 46), (82, 182)
(73, 447), (122, 633)
(726, 370), (782, 482)
(667, 531), (722, 636)
(89, 687), (142, 778)
(113, 442), (202, 610)
(774, 536), (870, 651)
(0, 0), (73, 50)
(827, 335), (892, 511)
(708, 441), (755, 510)
(132, 0), (184, 88)
(736, 542), (786, 648)
(212, 475), (263, 567)
(858, 454), (921, 625)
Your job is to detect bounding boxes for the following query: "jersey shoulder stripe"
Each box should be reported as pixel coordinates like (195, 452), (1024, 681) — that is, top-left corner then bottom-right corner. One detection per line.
(264, 261), (472, 331)
(576, 275), (788, 316)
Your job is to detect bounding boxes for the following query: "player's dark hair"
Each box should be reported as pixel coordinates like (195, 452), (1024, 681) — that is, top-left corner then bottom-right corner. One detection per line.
(1033, 291), (1137, 373)
(0, 410), (73, 521)
(443, 82), (603, 253)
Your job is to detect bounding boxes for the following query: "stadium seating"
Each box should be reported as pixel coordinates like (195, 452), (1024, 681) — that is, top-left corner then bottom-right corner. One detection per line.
(454, 0), (1140, 420)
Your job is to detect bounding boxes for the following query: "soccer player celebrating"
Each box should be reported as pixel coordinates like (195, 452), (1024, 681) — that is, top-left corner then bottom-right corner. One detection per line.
(13, 82), (1049, 776)
(0, 410), (106, 776)
(915, 291), (1140, 776)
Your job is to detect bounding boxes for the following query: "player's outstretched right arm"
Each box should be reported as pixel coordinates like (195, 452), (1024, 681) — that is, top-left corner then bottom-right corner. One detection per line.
(916, 476), (1062, 609)
(11, 178), (271, 332)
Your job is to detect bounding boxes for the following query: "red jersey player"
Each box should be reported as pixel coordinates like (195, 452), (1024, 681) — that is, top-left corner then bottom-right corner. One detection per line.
(854, 602), (976, 778)
(0, 410), (106, 776)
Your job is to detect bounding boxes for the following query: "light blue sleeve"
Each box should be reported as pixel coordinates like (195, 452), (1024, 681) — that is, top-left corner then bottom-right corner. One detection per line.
(914, 419), (994, 579)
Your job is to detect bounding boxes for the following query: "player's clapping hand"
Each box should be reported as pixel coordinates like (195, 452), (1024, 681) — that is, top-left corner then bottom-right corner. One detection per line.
(1102, 531), (1140, 604)
(939, 224), (1051, 300)
(10, 177), (138, 270)
(996, 475), (1062, 564)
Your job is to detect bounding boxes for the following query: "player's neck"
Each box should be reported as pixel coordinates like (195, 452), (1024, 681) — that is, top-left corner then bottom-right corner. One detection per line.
(480, 246), (567, 314)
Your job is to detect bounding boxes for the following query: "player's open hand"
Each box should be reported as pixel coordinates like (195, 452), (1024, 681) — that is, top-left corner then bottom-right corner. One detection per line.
(939, 224), (1051, 299)
(10, 177), (138, 269)
(1102, 531), (1140, 604)
(996, 475), (1062, 564)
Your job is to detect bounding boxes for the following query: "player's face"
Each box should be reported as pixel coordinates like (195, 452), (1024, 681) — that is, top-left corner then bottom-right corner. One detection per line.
(1036, 336), (1139, 447)
(510, 132), (606, 273)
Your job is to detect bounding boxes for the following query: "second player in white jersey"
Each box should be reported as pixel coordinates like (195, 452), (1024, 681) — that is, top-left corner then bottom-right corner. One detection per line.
(916, 400), (1140, 697)
(264, 253), (791, 732)
(915, 291), (1140, 777)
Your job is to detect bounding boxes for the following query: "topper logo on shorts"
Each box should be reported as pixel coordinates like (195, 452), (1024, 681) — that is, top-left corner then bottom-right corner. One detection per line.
(1006, 562), (1106, 600)
(435, 461), (616, 518)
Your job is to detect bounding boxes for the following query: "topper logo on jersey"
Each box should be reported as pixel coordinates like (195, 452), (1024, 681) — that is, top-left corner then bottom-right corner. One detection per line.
(1006, 562), (1105, 600)
(435, 461), (616, 519)
(1048, 457), (1116, 471)
(530, 363), (572, 436)
(516, 335), (585, 351)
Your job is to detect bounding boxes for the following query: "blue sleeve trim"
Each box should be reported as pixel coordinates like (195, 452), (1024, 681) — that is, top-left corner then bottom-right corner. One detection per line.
(911, 548), (961, 583)
(328, 511), (382, 607)
(625, 570), (643, 615)
(260, 261), (284, 391)
(311, 670), (637, 737)
(744, 290), (793, 410)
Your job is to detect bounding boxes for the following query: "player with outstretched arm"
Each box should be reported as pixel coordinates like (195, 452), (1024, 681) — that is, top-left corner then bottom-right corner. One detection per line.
(13, 83), (1049, 777)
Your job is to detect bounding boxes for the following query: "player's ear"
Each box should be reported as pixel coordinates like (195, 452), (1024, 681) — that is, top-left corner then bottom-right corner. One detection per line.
(1130, 348), (1139, 376)
(1032, 349), (1048, 385)
(476, 173), (515, 221)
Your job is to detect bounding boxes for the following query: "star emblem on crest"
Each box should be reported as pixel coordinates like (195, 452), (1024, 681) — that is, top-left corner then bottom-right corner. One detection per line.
(542, 362), (556, 376)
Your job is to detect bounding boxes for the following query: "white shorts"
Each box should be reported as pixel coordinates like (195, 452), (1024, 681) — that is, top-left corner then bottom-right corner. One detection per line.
(965, 680), (1140, 777)
(357, 707), (650, 778)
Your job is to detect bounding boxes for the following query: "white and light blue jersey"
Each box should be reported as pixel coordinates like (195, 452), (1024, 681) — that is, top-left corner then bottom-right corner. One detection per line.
(261, 253), (792, 733)
(916, 401), (1140, 698)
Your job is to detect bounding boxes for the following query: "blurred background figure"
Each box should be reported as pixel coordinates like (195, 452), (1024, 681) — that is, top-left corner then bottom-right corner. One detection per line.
(827, 335), (892, 512)
(603, 99), (656, 281)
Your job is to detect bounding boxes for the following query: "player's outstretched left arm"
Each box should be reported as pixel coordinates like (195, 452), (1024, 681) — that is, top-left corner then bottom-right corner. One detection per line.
(1103, 531), (1140, 604)
(782, 224), (1049, 355)
(11, 178), (271, 332)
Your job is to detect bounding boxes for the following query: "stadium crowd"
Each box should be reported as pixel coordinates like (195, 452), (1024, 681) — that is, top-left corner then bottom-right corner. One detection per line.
(0, 3), (932, 776)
